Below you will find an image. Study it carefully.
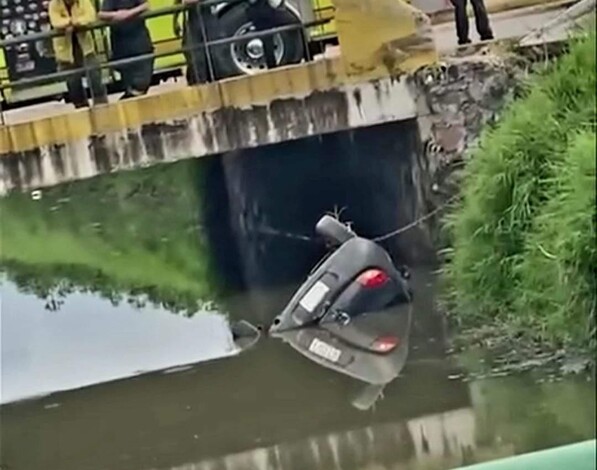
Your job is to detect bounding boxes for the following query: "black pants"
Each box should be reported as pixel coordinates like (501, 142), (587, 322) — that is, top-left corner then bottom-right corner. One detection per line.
(183, 32), (211, 84)
(450, 0), (493, 45)
(58, 54), (108, 108)
(248, 2), (277, 69)
(117, 57), (155, 97)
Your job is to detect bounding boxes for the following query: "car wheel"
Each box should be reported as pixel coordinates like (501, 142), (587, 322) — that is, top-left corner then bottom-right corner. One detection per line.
(211, 4), (305, 79)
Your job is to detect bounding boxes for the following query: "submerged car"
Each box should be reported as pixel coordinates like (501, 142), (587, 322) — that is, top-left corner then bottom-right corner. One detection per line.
(269, 215), (413, 409)
(271, 304), (412, 409)
(269, 214), (412, 334)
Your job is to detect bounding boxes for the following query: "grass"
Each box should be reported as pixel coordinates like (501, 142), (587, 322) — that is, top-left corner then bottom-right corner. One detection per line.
(514, 131), (596, 347)
(443, 31), (596, 351)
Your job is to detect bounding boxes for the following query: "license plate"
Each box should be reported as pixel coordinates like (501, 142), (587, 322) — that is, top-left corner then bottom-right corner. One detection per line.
(16, 61), (34, 72)
(299, 281), (329, 313)
(308, 338), (341, 363)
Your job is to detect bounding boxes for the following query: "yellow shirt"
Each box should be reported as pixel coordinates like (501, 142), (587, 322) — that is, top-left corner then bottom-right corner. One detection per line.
(48, 0), (97, 63)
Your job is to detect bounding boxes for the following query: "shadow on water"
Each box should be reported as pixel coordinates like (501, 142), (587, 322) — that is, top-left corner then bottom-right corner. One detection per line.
(0, 121), (595, 470)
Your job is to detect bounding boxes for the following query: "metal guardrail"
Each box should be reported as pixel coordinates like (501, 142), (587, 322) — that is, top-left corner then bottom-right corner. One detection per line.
(0, 18), (331, 91)
(0, 0), (246, 48)
(0, 0), (333, 111)
(457, 440), (597, 470)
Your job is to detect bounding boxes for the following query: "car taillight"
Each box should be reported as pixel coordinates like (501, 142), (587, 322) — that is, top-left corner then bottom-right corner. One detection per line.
(356, 269), (389, 288)
(372, 336), (399, 353)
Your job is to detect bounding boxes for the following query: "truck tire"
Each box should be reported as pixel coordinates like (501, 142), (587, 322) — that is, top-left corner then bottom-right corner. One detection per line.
(315, 215), (355, 246)
(211, 4), (305, 79)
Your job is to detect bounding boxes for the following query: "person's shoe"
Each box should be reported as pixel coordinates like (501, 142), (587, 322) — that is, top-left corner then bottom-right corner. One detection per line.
(458, 38), (472, 46)
(480, 34), (494, 41)
(120, 89), (147, 101)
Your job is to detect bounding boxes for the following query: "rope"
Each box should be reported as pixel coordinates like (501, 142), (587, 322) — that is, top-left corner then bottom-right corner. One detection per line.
(372, 195), (459, 242)
(252, 195), (459, 244)
(255, 226), (315, 242)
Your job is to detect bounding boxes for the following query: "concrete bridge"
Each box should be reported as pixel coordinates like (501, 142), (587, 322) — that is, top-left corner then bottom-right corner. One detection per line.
(0, 0), (588, 194)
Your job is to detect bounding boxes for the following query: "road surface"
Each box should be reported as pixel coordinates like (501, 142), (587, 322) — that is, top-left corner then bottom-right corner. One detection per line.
(0, 5), (566, 126)
(433, 4), (565, 51)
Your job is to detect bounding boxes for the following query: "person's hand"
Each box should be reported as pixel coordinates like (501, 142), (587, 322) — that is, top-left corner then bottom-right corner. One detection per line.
(173, 20), (182, 37)
(58, 19), (73, 31)
(112, 9), (132, 21)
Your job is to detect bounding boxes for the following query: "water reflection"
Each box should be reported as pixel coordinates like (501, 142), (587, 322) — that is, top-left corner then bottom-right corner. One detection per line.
(0, 279), (241, 404)
(0, 160), (218, 315)
(271, 297), (413, 411)
(3, 343), (592, 470)
(1, 338), (474, 470)
(174, 407), (479, 470)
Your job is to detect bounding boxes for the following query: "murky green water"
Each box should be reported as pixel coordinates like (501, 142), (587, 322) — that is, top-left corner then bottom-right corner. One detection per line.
(1, 127), (595, 470)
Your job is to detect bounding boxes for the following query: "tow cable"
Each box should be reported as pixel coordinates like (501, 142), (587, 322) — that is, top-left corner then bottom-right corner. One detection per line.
(253, 195), (459, 243)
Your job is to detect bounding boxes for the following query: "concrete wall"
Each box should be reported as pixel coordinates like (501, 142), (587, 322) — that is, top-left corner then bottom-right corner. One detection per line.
(0, 74), (418, 195)
(411, 54), (518, 236)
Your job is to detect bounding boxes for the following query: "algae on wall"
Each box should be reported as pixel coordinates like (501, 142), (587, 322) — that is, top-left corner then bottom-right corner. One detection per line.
(0, 160), (221, 315)
(443, 31), (596, 350)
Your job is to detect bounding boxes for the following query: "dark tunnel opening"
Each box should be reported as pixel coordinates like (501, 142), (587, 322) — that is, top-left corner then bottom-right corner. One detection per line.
(201, 119), (436, 296)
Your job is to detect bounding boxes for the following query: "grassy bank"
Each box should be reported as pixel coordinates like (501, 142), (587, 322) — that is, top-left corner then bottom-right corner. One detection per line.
(443, 31), (596, 351)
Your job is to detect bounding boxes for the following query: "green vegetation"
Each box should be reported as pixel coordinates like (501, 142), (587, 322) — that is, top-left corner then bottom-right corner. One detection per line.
(0, 160), (221, 314)
(443, 32), (596, 351)
(471, 377), (596, 457)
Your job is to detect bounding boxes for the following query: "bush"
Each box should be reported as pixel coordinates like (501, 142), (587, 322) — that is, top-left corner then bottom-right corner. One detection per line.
(443, 31), (596, 350)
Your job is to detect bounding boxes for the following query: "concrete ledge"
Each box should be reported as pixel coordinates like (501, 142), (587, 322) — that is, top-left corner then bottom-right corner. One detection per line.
(520, 0), (595, 45)
(0, 74), (419, 194)
(0, 58), (351, 155)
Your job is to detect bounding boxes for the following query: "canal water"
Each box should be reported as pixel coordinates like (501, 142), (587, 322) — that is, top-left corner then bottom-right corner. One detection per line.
(1, 123), (595, 470)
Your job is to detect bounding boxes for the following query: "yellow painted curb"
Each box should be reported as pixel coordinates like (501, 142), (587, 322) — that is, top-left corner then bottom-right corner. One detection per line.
(0, 58), (375, 155)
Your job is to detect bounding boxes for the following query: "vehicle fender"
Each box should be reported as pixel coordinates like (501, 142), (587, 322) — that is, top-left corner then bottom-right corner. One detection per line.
(212, 0), (303, 21)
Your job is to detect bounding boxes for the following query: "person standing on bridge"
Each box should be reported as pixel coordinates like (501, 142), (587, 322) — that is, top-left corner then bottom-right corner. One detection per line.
(48, 0), (109, 107)
(99, 0), (155, 99)
(449, 0), (494, 45)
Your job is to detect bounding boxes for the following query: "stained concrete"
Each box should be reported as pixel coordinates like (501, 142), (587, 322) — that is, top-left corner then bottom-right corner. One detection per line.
(0, 77), (419, 195)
